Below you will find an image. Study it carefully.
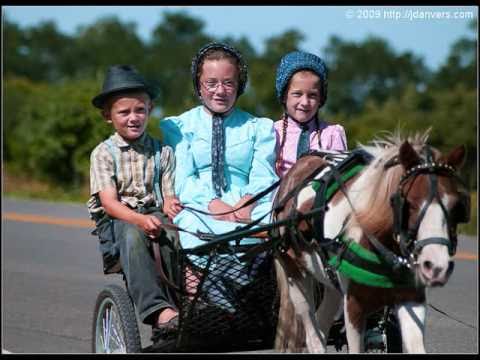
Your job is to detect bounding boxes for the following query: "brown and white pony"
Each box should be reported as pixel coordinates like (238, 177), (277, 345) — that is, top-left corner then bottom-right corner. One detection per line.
(272, 131), (470, 353)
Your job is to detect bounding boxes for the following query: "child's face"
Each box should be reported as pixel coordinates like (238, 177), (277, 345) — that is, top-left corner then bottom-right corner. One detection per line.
(199, 59), (239, 115)
(103, 93), (152, 142)
(284, 71), (322, 123)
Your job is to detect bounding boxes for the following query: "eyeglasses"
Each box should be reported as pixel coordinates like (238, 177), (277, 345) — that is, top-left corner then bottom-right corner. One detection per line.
(200, 79), (237, 92)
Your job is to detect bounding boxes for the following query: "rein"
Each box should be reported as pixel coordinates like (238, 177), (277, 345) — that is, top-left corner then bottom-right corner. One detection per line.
(172, 157), (330, 244)
(181, 177), (282, 217)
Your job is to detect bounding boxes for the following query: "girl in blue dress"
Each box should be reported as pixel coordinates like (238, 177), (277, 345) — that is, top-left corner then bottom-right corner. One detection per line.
(160, 43), (278, 311)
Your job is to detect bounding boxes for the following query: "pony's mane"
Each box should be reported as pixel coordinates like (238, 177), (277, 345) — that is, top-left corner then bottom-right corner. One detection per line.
(349, 129), (431, 236)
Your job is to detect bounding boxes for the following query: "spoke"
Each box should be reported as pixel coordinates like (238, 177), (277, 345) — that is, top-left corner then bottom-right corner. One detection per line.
(105, 307), (111, 353)
(102, 315), (107, 352)
(110, 309), (126, 352)
(100, 333), (105, 353)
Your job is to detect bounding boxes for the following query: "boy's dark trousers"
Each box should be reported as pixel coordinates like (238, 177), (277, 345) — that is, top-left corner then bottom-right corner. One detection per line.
(95, 208), (180, 325)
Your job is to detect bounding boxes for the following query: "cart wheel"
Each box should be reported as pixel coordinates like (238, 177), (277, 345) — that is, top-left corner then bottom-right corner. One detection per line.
(92, 284), (142, 353)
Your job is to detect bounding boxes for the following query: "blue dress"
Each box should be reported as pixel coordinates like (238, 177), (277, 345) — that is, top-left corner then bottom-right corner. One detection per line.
(160, 105), (279, 249)
(160, 106), (278, 312)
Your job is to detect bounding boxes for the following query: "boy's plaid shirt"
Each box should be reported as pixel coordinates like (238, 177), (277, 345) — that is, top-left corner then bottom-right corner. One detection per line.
(87, 132), (175, 218)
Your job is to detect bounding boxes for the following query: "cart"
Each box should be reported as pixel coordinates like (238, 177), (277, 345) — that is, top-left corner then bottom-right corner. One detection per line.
(92, 236), (402, 353)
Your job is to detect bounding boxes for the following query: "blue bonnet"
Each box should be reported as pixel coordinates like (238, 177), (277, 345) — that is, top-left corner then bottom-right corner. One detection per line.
(275, 51), (328, 108)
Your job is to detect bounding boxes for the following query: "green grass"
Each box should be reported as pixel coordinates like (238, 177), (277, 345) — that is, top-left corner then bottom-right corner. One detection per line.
(4, 170), (89, 204)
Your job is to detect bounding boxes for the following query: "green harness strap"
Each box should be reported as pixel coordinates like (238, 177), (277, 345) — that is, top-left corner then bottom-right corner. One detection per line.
(327, 237), (415, 288)
(311, 163), (365, 199)
(310, 160), (415, 288)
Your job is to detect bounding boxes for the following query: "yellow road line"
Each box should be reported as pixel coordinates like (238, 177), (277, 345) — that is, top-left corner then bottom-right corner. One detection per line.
(454, 251), (477, 261)
(3, 212), (94, 229)
(2, 212), (478, 261)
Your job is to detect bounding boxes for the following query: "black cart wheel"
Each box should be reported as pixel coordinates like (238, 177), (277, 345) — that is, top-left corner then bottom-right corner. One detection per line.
(92, 284), (142, 353)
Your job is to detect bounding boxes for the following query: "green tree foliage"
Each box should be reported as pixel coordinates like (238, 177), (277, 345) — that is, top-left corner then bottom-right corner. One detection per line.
(3, 76), (39, 161)
(8, 78), (110, 186)
(70, 17), (147, 80)
(145, 11), (212, 117)
(324, 35), (429, 116)
(344, 83), (476, 189)
(3, 17), (26, 78)
(3, 17), (73, 82)
(243, 29), (304, 118)
(429, 19), (477, 91)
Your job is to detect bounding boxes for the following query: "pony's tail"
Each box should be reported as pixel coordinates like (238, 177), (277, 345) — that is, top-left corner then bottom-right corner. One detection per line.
(274, 258), (307, 352)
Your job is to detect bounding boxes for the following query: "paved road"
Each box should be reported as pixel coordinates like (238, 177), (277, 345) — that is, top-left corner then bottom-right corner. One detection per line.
(2, 197), (478, 353)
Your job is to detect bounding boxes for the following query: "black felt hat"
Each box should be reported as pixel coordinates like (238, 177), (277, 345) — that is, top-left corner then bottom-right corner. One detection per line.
(92, 65), (159, 109)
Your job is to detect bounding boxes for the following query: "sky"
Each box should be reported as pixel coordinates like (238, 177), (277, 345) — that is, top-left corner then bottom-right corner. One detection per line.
(3, 5), (478, 71)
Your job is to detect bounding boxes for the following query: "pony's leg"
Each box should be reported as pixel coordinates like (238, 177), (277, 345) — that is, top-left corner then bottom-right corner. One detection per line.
(344, 295), (366, 353)
(395, 302), (426, 353)
(314, 285), (342, 349)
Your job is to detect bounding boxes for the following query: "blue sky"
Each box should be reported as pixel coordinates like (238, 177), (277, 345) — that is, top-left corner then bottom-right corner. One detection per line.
(3, 5), (477, 71)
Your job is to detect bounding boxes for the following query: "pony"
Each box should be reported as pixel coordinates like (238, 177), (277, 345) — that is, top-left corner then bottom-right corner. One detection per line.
(271, 131), (470, 353)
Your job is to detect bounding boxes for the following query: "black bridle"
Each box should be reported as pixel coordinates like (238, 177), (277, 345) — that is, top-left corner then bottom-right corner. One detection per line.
(387, 146), (470, 261)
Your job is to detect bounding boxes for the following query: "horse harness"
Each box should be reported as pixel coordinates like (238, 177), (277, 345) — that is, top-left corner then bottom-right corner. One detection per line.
(271, 146), (470, 289)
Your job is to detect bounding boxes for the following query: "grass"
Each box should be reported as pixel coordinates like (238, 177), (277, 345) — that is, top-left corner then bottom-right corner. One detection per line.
(3, 170), (90, 204)
(3, 170), (477, 236)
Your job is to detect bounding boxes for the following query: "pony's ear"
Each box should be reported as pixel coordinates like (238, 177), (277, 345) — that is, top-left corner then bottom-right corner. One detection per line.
(399, 141), (421, 170)
(440, 145), (466, 170)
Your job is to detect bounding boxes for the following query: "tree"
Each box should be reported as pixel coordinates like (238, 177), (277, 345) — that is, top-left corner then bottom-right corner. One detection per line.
(3, 76), (38, 161)
(323, 35), (429, 116)
(145, 11), (212, 117)
(343, 82), (476, 189)
(3, 16), (27, 79)
(3, 18), (73, 82)
(244, 29), (305, 118)
(428, 19), (477, 91)
(70, 17), (146, 80)
(9, 78), (109, 186)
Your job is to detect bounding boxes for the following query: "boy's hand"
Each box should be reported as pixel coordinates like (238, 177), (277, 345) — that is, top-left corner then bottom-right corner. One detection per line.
(233, 194), (255, 222)
(137, 214), (164, 239)
(208, 198), (237, 222)
(163, 196), (183, 221)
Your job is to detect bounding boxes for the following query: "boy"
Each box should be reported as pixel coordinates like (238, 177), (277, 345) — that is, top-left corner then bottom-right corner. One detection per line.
(87, 65), (182, 345)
